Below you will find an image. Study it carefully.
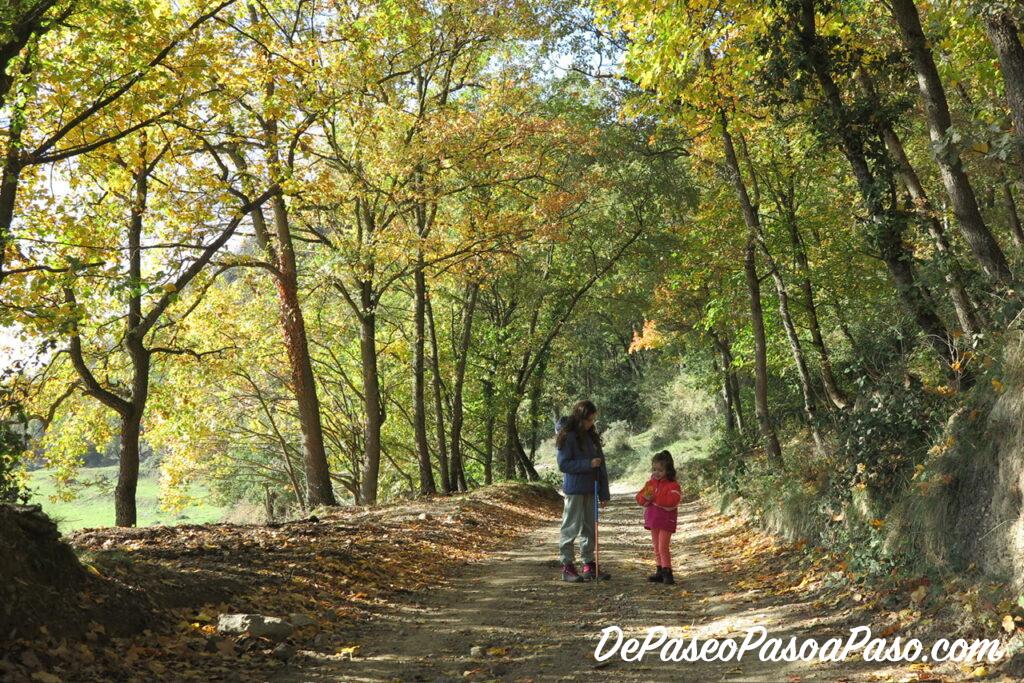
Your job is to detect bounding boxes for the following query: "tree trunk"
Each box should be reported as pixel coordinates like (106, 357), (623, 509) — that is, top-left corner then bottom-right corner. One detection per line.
(759, 240), (828, 456)
(720, 110), (784, 467)
(0, 36), (34, 283)
(0, 90), (24, 282)
(114, 408), (144, 527)
(744, 238), (784, 468)
(115, 159), (152, 528)
(270, 194), (336, 508)
(482, 376), (495, 485)
(890, 0), (1015, 285)
(1004, 179), (1024, 247)
(359, 281), (383, 505)
(872, 110), (983, 337)
(727, 357), (746, 435)
(782, 204), (849, 409)
(504, 404), (539, 481)
(857, 63), (983, 335)
(715, 333), (747, 435)
(412, 255), (437, 496)
(449, 283), (478, 492)
(985, 11), (1024, 177)
(527, 351), (550, 462)
(712, 345), (736, 433)
(720, 366), (735, 433)
(795, 1), (955, 365)
(425, 292), (450, 494)
(502, 404), (516, 479)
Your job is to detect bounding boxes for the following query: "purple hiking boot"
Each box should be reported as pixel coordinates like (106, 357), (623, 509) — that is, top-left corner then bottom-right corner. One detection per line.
(562, 563), (584, 583)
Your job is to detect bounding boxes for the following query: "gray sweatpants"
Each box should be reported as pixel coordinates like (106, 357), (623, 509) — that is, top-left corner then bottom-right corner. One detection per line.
(559, 493), (596, 565)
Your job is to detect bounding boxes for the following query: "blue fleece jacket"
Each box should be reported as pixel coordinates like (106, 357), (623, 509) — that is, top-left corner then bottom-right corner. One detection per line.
(555, 417), (610, 501)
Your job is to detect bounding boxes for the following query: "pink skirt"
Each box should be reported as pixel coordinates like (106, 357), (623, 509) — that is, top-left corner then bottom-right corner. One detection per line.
(644, 504), (677, 533)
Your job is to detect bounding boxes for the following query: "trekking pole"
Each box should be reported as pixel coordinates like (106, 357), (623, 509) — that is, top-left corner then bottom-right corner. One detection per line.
(593, 471), (608, 581)
(593, 474), (600, 583)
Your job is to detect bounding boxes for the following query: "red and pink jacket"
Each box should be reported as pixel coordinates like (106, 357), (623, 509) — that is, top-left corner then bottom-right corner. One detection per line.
(635, 478), (682, 533)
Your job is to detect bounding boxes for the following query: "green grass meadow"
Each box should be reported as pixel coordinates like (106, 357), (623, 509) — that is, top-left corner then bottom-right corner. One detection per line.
(27, 465), (226, 532)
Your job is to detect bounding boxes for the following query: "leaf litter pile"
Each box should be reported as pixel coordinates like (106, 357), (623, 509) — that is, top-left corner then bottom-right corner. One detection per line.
(1, 482), (562, 682)
(686, 507), (1024, 682)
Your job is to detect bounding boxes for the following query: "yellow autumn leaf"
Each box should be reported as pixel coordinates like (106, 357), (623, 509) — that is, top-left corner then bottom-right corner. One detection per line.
(1003, 614), (1015, 633)
(337, 644), (360, 659)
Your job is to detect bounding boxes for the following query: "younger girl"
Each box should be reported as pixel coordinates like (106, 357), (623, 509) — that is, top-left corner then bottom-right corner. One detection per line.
(635, 450), (682, 584)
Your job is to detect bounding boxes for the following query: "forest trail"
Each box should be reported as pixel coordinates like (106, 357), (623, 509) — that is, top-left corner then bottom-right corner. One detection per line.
(273, 487), (919, 683)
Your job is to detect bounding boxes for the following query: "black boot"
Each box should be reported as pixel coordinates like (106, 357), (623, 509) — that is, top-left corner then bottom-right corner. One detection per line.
(662, 567), (675, 585)
(647, 566), (664, 582)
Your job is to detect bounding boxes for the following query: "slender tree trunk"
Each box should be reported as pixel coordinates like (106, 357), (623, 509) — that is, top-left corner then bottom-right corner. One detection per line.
(720, 110), (784, 467)
(270, 194), (336, 507)
(881, 129), (983, 337)
(758, 239), (828, 456)
(782, 204), (849, 409)
(261, 101), (336, 508)
(412, 255), (437, 496)
(528, 365), (545, 462)
(1004, 179), (1024, 247)
(796, 0), (955, 365)
(715, 334), (747, 435)
(713, 347), (736, 433)
(504, 403), (539, 481)
(0, 94), (24, 283)
(0, 39), (34, 283)
(482, 376), (495, 485)
(449, 283), (477, 492)
(744, 238), (784, 468)
(720, 366), (735, 433)
(359, 281), (383, 505)
(114, 159), (153, 527)
(890, 0), (1015, 285)
(985, 11), (1024, 177)
(728, 360), (746, 435)
(856, 67), (984, 336)
(425, 293), (450, 494)
(502, 405), (516, 479)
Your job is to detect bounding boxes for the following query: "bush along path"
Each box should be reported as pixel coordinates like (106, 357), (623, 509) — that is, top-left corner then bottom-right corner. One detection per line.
(3, 482), (1021, 682)
(272, 485), (1020, 683)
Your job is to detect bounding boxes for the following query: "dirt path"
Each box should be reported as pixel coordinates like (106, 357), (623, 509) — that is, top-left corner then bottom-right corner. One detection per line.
(271, 487), (959, 682)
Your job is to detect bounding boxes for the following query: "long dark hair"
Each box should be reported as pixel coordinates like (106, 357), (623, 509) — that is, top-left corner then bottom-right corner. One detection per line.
(556, 399), (601, 448)
(652, 450), (676, 482)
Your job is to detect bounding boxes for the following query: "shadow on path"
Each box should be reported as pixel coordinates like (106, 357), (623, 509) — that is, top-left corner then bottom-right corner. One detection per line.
(272, 490), (904, 682)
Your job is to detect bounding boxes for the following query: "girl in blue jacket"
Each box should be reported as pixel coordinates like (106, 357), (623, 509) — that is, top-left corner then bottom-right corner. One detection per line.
(555, 399), (611, 582)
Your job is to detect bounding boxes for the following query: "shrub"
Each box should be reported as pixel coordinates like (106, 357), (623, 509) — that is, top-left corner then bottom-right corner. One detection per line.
(601, 420), (634, 455)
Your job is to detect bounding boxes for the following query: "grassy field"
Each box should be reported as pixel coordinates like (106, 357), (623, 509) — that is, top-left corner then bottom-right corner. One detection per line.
(27, 465), (227, 532)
